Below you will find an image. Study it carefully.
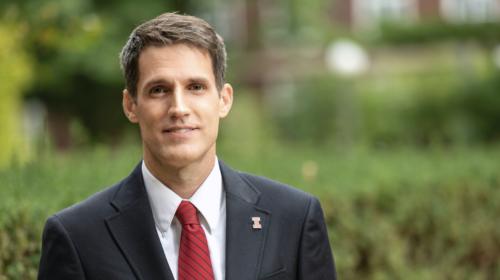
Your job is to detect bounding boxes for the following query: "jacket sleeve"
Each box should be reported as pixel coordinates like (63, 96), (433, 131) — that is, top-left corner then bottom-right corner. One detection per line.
(298, 197), (337, 280)
(38, 215), (86, 280)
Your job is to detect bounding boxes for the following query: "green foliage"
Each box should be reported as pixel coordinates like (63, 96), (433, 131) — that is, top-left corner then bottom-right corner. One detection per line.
(0, 22), (32, 168)
(272, 62), (500, 148)
(2, 0), (499, 149)
(458, 73), (500, 142)
(316, 148), (500, 279)
(0, 205), (42, 279)
(2, 0), (181, 142)
(379, 21), (500, 46)
(1, 144), (499, 279)
(219, 90), (279, 160)
(270, 75), (340, 145)
(0, 145), (141, 279)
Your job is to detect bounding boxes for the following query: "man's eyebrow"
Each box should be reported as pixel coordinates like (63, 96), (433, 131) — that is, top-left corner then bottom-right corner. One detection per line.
(142, 77), (211, 89)
(142, 78), (173, 90)
(186, 77), (210, 85)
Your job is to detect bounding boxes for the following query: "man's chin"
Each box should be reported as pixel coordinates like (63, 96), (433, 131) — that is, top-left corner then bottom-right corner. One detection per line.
(158, 149), (213, 169)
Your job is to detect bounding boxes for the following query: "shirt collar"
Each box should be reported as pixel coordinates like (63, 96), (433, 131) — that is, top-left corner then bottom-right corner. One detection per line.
(189, 160), (224, 234)
(142, 159), (224, 233)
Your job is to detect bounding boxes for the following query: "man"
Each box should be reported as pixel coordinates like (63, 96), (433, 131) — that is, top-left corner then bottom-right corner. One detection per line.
(38, 12), (336, 280)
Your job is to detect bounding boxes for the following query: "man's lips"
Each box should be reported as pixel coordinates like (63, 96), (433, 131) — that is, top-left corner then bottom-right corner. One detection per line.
(163, 126), (198, 133)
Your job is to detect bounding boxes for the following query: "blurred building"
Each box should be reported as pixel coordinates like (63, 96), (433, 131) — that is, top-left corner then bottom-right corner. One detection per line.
(332, 0), (500, 29)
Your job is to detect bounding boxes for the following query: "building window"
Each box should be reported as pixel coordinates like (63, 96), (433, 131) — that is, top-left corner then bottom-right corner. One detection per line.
(353, 0), (418, 29)
(441, 0), (500, 23)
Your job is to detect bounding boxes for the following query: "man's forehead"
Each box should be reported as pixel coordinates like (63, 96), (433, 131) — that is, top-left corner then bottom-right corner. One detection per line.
(136, 44), (215, 87)
(139, 43), (211, 62)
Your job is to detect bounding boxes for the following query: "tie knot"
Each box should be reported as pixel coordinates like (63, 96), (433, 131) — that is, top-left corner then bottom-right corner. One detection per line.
(175, 201), (200, 226)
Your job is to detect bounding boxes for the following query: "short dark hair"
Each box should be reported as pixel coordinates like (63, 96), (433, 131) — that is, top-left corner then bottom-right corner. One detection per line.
(119, 12), (227, 98)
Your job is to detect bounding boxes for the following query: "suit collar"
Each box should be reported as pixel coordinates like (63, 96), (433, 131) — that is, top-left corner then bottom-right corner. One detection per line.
(219, 161), (271, 280)
(219, 160), (260, 204)
(106, 161), (271, 280)
(109, 163), (145, 211)
(107, 163), (174, 280)
(111, 160), (258, 211)
(142, 159), (225, 234)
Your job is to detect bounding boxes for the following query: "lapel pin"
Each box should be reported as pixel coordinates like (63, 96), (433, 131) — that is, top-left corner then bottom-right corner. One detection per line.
(251, 217), (262, 230)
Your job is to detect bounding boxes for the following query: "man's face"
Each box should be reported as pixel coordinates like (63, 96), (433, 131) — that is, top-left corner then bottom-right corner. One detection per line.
(123, 44), (233, 169)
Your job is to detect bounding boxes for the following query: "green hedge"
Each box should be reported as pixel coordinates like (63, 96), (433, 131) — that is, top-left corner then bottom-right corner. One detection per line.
(323, 174), (500, 279)
(270, 70), (500, 147)
(379, 22), (500, 45)
(1, 145), (499, 279)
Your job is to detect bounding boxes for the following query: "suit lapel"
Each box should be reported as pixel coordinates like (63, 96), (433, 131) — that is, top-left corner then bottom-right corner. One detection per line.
(106, 164), (174, 280)
(220, 162), (271, 280)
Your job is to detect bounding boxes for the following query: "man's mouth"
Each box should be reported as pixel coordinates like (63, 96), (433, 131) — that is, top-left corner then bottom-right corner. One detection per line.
(163, 126), (198, 133)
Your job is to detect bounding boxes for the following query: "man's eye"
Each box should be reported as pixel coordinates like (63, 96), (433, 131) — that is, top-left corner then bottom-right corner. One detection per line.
(188, 84), (205, 91)
(149, 87), (167, 95)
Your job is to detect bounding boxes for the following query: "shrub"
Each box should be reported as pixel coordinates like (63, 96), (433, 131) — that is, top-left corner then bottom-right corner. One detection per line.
(1, 145), (499, 279)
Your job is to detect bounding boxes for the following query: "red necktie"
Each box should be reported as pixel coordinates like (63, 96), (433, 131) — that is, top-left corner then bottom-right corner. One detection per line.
(176, 201), (215, 280)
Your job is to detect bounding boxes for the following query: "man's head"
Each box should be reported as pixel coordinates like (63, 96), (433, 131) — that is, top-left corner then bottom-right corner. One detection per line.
(120, 13), (233, 172)
(119, 12), (227, 98)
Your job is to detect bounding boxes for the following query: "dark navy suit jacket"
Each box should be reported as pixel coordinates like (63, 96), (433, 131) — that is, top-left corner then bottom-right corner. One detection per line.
(38, 161), (336, 279)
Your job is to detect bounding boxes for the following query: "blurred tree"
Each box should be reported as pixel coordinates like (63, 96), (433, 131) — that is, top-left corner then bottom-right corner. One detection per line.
(0, 21), (32, 168)
(459, 72), (500, 142)
(378, 20), (500, 145)
(380, 22), (500, 47)
(1, 0), (182, 148)
(272, 75), (340, 145)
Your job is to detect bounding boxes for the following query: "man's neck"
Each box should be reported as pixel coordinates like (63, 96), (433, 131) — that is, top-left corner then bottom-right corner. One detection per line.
(144, 155), (216, 199)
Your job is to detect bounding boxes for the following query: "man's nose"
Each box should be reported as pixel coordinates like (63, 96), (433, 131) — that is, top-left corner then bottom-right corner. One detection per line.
(168, 88), (189, 118)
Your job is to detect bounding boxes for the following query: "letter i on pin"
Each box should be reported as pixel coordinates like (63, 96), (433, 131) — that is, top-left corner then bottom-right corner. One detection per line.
(251, 217), (262, 230)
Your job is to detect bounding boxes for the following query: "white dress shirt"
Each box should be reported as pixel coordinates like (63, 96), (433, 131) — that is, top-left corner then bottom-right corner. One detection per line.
(142, 160), (226, 280)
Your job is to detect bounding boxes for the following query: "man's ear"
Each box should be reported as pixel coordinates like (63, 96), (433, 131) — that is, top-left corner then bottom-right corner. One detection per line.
(122, 89), (138, 123)
(219, 83), (233, 118)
